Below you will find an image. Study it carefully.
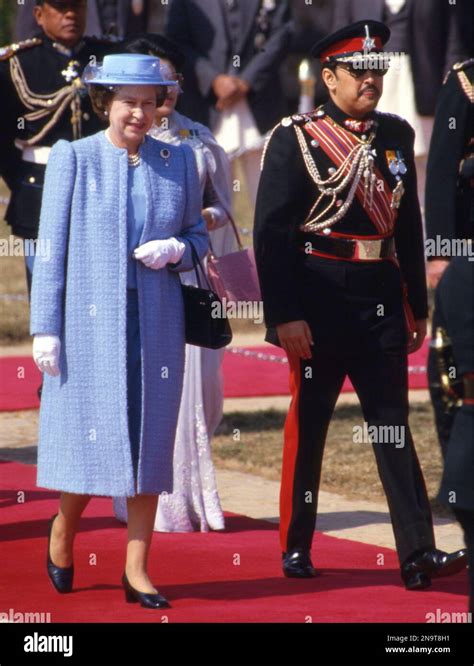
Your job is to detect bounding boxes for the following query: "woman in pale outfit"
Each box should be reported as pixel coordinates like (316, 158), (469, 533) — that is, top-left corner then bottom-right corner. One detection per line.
(114, 35), (236, 533)
(31, 53), (207, 608)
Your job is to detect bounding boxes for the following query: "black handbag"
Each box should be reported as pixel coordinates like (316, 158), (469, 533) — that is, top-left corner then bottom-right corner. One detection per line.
(180, 241), (233, 349)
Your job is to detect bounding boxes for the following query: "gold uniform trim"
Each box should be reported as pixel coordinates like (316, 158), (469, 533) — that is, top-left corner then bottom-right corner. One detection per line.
(0, 38), (42, 61)
(457, 70), (474, 103)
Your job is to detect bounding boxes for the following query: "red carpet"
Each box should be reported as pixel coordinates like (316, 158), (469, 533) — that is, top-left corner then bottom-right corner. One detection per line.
(0, 340), (430, 410)
(0, 461), (468, 623)
(222, 339), (431, 398)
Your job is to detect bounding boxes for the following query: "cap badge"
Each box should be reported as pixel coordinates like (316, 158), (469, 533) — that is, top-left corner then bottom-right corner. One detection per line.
(362, 24), (376, 51)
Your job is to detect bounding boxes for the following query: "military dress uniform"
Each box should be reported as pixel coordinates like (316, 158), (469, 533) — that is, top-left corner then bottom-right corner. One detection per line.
(426, 58), (474, 458)
(0, 32), (117, 288)
(425, 58), (474, 611)
(254, 20), (467, 589)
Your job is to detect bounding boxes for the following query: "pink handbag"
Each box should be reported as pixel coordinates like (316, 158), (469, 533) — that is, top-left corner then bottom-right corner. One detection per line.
(207, 216), (262, 303)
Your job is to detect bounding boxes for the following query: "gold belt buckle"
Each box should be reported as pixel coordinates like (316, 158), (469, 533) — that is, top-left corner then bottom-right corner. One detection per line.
(354, 239), (383, 261)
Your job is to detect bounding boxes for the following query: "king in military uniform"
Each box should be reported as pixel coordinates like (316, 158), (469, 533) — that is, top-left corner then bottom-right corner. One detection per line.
(254, 21), (467, 590)
(0, 0), (118, 291)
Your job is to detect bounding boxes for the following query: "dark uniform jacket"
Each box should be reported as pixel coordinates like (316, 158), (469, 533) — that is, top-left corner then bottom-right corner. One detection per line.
(166, 0), (292, 135)
(0, 33), (116, 239)
(14, 0), (151, 41)
(437, 257), (474, 510)
(425, 59), (474, 248)
(254, 100), (427, 347)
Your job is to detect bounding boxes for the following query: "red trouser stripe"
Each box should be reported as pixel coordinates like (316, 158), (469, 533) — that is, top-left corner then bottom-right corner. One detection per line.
(279, 353), (301, 552)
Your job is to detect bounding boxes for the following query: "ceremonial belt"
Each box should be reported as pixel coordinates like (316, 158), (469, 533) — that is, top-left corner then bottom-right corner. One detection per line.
(304, 118), (397, 235)
(301, 231), (416, 334)
(302, 234), (395, 262)
(463, 373), (474, 405)
(15, 140), (51, 165)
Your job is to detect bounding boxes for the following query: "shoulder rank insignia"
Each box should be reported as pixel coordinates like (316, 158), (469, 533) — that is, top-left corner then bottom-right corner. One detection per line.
(281, 111), (321, 128)
(456, 69), (474, 103)
(453, 58), (474, 72)
(0, 37), (42, 61)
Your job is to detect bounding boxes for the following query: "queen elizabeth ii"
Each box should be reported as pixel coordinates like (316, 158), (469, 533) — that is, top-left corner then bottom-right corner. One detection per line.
(30, 54), (207, 608)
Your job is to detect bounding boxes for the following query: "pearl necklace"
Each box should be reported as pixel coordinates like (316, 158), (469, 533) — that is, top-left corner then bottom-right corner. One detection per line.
(127, 152), (141, 167)
(105, 129), (142, 167)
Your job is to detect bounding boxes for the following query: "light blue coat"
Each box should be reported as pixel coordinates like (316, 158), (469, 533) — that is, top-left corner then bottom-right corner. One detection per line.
(30, 131), (207, 496)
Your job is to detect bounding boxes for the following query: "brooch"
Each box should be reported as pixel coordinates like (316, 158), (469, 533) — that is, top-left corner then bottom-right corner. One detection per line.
(160, 148), (171, 167)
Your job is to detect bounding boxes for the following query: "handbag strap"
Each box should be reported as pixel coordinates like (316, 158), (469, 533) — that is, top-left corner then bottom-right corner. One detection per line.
(187, 239), (214, 291)
(225, 211), (244, 252)
(206, 207), (244, 256)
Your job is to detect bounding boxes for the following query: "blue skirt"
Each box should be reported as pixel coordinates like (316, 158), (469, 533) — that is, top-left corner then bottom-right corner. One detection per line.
(126, 289), (142, 477)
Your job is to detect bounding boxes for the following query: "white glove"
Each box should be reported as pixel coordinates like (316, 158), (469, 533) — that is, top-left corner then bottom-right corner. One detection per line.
(133, 238), (185, 270)
(33, 334), (61, 377)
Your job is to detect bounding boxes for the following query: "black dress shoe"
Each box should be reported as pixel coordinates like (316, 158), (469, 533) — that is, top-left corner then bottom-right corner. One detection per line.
(122, 573), (171, 609)
(47, 514), (74, 594)
(401, 548), (467, 591)
(282, 550), (317, 578)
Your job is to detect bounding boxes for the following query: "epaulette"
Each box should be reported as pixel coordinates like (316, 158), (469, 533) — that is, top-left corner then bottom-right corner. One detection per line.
(453, 58), (474, 72)
(0, 37), (42, 61)
(456, 67), (474, 103)
(280, 111), (322, 128)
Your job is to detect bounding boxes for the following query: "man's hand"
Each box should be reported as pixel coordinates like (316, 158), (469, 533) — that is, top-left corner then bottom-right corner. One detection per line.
(276, 320), (314, 359)
(213, 75), (250, 110)
(212, 74), (240, 101)
(427, 259), (450, 290)
(408, 318), (427, 354)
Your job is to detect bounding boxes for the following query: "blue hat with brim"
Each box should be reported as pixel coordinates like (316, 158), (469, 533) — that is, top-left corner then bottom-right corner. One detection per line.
(82, 53), (177, 87)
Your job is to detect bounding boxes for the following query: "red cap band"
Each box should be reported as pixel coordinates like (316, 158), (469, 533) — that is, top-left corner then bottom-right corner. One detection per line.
(321, 36), (383, 62)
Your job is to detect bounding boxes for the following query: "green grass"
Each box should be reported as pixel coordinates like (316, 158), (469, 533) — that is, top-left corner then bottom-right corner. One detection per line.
(213, 402), (449, 513)
(0, 181), (30, 343)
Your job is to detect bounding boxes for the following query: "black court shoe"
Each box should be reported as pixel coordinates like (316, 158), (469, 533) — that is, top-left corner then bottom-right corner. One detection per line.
(122, 573), (171, 609)
(282, 550), (317, 578)
(401, 548), (467, 591)
(46, 514), (74, 594)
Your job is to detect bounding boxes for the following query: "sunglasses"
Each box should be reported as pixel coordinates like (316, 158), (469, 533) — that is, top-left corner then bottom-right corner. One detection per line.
(336, 62), (390, 78)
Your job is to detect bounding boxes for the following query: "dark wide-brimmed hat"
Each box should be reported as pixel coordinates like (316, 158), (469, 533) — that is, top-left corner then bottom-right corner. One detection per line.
(311, 20), (390, 64)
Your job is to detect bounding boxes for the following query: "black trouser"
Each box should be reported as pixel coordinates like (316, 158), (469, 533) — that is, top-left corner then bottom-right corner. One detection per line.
(428, 304), (456, 459)
(453, 508), (474, 614)
(280, 346), (435, 565)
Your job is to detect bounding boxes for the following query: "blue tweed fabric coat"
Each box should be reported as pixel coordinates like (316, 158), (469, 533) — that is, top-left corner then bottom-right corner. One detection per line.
(30, 131), (207, 496)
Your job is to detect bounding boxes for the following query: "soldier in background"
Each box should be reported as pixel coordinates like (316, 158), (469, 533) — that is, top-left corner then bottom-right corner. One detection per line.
(0, 0), (117, 293)
(14, 0), (150, 41)
(425, 55), (474, 458)
(425, 53), (473, 611)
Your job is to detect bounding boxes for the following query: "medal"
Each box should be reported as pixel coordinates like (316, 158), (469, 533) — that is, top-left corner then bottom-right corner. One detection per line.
(391, 180), (405, 209)
(397, 151), (407, 174)
(386, 149), (407, 176)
